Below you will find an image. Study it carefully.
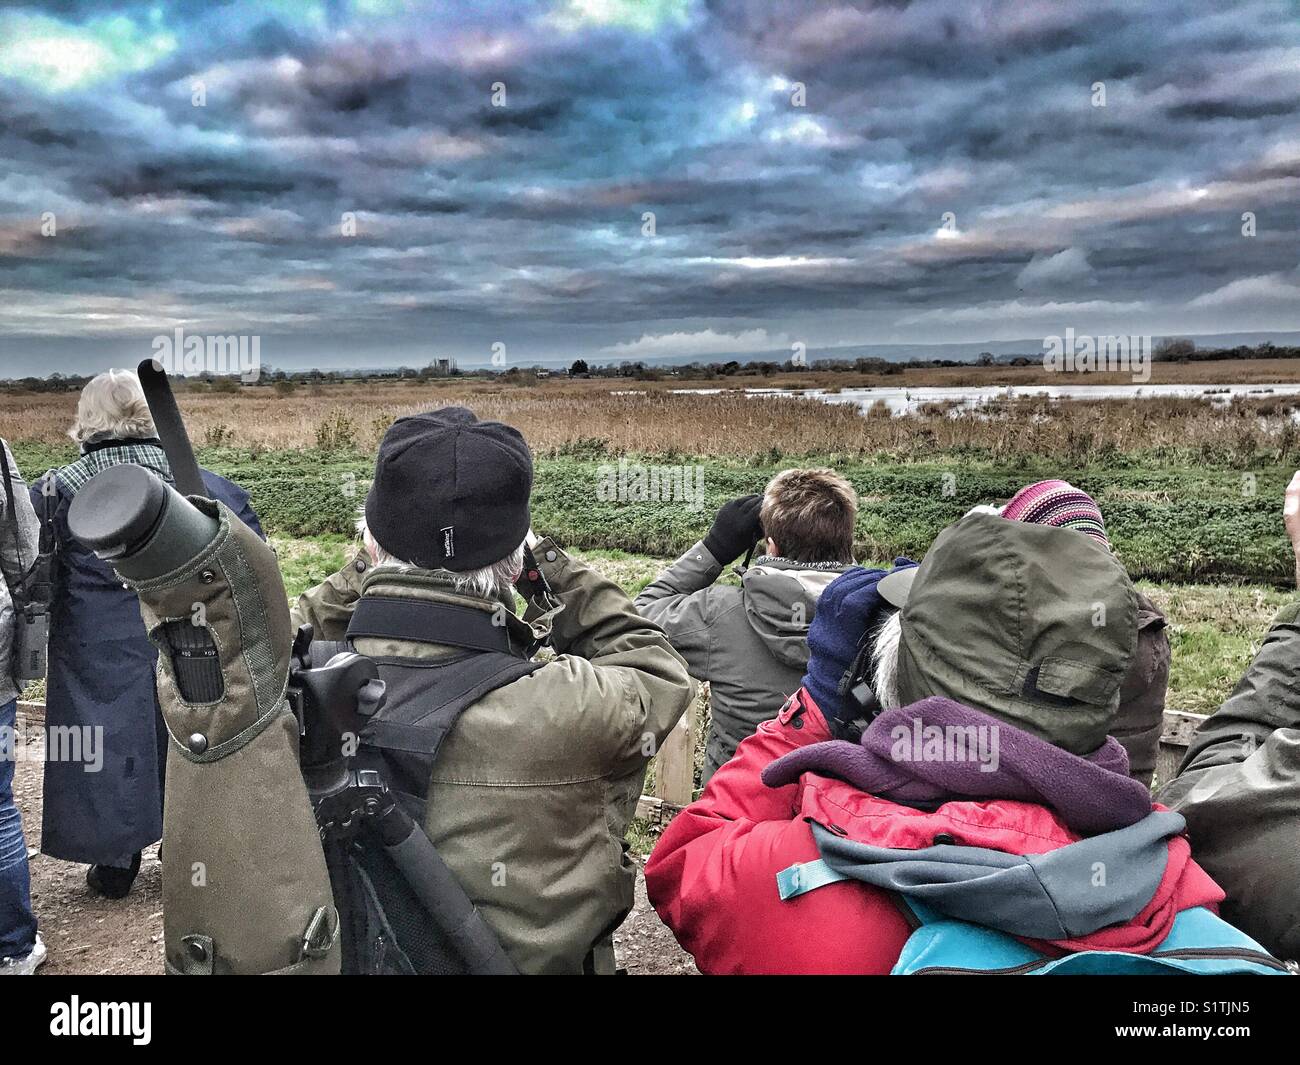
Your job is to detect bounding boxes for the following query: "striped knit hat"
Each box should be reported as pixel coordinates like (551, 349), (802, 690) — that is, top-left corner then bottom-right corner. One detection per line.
(1001, 479), (1109, 549)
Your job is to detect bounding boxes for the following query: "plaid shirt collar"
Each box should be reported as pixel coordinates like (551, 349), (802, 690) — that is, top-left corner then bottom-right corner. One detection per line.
(57, 439), (173, 496)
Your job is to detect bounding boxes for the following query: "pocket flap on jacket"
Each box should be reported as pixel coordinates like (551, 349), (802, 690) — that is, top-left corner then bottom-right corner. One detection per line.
(1035, 656), (1119, 705)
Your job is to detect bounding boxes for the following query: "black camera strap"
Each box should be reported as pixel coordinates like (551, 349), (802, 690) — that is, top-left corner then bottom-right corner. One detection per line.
(37, 473), (56, 557)
(346, 596), (528, 657)
(833, 623), (888, 742)
(340, 594), (539, 763)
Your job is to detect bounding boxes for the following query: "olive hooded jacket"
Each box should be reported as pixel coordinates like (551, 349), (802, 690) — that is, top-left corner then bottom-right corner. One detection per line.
(291, 540), (694, 974)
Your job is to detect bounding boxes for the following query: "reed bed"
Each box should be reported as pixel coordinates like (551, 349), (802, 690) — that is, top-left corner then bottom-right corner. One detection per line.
(4, 378), (1300, 466)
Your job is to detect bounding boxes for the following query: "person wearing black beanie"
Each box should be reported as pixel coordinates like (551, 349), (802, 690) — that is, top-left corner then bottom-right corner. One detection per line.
(364, 407), (533, 574)
(290, 407), (694, 974)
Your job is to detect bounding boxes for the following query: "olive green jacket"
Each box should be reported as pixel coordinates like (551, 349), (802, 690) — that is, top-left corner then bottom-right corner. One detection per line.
(1157, 601), (1300, 962)
(291, 540), (694, 974)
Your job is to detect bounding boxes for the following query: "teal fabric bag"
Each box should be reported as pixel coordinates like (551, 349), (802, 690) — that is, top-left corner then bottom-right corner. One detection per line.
(776, 859), (1294, 975)
(892, 902), (1293, 975)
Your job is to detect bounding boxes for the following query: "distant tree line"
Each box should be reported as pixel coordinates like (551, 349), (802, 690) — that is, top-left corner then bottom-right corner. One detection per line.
(5, 341), (1300, 389)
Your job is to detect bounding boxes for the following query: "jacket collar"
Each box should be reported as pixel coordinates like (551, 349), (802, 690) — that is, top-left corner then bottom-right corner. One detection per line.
(747, 554), (851, 572)
(358, 566), (540, 655)
(809, 812), (1186, 941)
(80, 435), (162, 455)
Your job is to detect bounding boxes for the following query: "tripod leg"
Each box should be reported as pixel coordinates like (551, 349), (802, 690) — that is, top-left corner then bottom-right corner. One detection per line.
(372, 804), (518, 975)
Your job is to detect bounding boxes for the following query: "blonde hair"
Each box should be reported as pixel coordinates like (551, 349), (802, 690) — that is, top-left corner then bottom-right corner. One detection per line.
(69, 369), (156, 445)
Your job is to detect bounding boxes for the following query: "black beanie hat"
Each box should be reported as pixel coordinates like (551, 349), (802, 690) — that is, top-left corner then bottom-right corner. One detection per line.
(365, 407), (533, 572)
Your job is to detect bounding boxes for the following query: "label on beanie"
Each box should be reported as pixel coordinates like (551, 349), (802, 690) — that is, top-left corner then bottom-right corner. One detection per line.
(441, 525), (456, 560)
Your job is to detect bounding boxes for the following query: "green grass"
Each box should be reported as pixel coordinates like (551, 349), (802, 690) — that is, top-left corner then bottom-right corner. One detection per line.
(271, 534), (355, 600)
(1142, 579), (1293, 716)
(532, 457), (1299, 585)
(13, 441), (1294, 584)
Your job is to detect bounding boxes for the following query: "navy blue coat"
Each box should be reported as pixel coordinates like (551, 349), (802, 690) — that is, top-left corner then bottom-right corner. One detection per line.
(34, 460), (262, 865)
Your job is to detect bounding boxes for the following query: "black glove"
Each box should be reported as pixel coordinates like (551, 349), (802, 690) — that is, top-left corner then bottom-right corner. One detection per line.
(703, 494), (764, 565)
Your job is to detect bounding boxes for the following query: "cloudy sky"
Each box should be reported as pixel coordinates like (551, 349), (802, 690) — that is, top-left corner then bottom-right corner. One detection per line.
(0, 0), (1298, 375)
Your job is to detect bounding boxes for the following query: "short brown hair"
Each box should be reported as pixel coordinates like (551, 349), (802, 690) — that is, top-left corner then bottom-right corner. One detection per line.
(760, 468), (857, 563)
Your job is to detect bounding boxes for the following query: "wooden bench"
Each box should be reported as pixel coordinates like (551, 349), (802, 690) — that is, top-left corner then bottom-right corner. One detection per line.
(15, 700), (43, 727)
(1155, 709), (1208, 789)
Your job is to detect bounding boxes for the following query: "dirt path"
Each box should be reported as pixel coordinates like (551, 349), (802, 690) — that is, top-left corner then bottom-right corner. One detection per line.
(11, 735), (164, 975)
(613, 857), (699, 976)
(11, 728), (695, 976)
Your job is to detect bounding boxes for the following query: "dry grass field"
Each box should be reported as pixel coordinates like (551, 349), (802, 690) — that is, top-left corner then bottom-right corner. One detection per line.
(5, 359), (1300, 462)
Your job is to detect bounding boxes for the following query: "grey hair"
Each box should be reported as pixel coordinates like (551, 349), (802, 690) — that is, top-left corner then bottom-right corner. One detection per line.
(69, 369), (156, 445)
(356, 515), (524, 600)
(871, 610), (903, 713)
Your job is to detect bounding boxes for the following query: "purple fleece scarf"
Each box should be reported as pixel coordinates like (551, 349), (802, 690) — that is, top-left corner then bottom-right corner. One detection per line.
(762, 696), (1152, 835)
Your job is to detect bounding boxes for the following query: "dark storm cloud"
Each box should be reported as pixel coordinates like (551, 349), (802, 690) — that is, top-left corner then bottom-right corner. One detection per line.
(0, 0), (1298, 374)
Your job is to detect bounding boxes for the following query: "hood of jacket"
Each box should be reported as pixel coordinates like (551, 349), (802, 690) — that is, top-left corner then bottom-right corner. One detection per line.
(739, 556), (847, 669)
